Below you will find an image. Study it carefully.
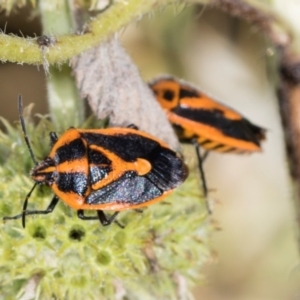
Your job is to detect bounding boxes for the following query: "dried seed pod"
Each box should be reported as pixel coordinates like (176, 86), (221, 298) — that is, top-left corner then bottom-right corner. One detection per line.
(71, 38), (179, 150)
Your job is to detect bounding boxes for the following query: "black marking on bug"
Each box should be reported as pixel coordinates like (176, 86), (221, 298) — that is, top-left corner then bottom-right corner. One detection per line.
(54, 138), (86, 164)
(81, 132), (164, 162)
(88, 148), (111, 166)
(222, 147), (235, 153)
(163, 89), (175, 101)
(199, 139), (212, 146)
(179, 88), (199, 99)
(145, 148), (186, 190)
(89, 165), (112, 185)
(209, 144), (226, 151)
(88, 148), (112, 185)
(57, 172), (88, 196)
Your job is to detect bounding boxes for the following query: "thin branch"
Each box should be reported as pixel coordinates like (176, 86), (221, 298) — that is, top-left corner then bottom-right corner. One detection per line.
(209, 0), (300, 248)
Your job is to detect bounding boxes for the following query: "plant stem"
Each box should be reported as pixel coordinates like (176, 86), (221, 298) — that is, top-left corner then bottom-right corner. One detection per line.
(39, 1), (84, 131)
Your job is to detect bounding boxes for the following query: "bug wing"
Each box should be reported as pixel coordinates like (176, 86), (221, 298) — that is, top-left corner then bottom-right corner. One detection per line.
(145, 148), (187, 191)
(171, 105), (265, 152)
(86, 172), (161, 205)
(85, 147), (188, 206)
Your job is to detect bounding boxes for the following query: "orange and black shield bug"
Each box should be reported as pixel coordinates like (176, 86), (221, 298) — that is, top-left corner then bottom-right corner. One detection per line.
(149, 76), (265, 212)
(3, 96), (188, 228)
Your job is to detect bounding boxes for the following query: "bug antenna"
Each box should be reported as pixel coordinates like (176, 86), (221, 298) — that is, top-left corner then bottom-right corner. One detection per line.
(22, 182), (38, 228)
(18, 95), (38, 166)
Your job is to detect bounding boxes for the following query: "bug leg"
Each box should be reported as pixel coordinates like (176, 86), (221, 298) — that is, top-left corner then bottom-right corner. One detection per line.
(77, 210), (99, 221)
(201, 150), (210, 162)
(192, 140), (212, 214)
(77, 210), (124, 228)
(97, 211), (124, 228)
(127, 124), (139, 130)
(3, 195), (60, 228)
(134, 209), (143, 213)
(49, 132), (58, 146)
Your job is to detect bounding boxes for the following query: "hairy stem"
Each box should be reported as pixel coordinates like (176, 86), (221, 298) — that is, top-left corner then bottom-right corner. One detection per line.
(0, 0), (162, 65)
(39, 1), (84, 130)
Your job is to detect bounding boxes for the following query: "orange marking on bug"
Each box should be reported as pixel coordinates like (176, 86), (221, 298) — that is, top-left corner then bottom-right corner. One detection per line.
(57, 159), (88, 173)
(134, 158), (152, 176)
(180, 98), (242, 120)
(150, 80), (179, 110)
(87, 145), (153, 190)
(32, 165), (56, 175)
(49, 128), (83, 159)
(66, 190), (173, 211)
(52, 185), (86, 209)
(30, 163), (57, 183)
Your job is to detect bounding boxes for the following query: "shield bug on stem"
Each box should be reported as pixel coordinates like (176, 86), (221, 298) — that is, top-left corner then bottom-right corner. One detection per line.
(3, 96), (188, 228)
(149, 76), (265, 213)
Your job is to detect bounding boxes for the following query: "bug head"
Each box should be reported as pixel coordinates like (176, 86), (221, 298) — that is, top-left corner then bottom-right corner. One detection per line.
(149, 77), (180, 110)
(30, 157), (57, 185)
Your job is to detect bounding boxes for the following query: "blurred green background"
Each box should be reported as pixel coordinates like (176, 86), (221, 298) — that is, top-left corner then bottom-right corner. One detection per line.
(0, 3), (299, 299)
